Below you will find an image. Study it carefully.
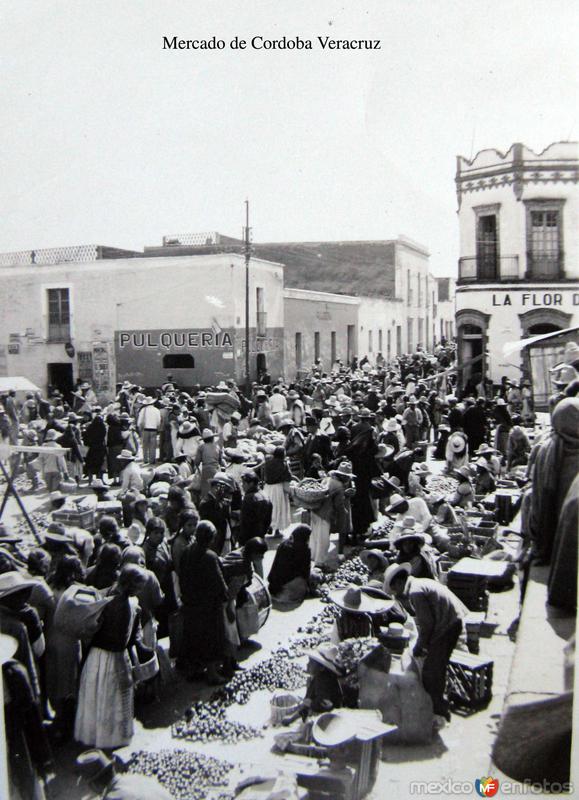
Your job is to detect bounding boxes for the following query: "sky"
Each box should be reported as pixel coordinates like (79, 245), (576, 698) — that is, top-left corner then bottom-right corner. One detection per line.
(1, 0), (577, 276)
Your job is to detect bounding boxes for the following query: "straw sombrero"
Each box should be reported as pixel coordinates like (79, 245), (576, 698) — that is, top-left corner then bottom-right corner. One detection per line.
(329, 584), (394, 615)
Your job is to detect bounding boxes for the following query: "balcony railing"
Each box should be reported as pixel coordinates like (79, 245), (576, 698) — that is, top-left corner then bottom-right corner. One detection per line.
(458, 255), (520, 283)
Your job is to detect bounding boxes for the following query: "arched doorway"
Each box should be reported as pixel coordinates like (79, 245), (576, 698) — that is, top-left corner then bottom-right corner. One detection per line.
(456, 309), (490, 393)
(519, 309), (573, 409)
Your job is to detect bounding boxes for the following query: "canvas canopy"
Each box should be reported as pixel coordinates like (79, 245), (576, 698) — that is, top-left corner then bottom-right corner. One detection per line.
(0, 377), (41, 394)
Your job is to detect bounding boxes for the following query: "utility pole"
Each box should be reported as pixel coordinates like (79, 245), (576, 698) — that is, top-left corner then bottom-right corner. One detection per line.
(243, 200), (251, 397)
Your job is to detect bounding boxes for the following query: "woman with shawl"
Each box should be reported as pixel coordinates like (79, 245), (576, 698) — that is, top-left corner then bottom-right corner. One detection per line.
(345, 413), (379, 540)
(529, 398), (579, 565)
(75, 565), (151, 749)
(263, 446), (294, 536)
(178, 521), (228, 684)
(45, 556), (103, 743)
(267, 524), (312, 604)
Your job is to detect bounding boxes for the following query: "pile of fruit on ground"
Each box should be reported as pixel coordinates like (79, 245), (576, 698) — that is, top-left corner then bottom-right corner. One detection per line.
(126, 749), (234, 800)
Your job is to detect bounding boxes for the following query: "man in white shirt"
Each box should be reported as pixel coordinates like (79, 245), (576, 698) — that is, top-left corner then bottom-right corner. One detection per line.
(137, 397), (161, 464)
(269, 386), (287, 415)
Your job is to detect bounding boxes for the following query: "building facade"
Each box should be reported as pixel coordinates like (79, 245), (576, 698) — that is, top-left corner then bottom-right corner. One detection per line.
(0, 233), (456, 396)
(145, 234), (443, 356)
(0, 250), (284, 395)
(283, 288), (359, 379)
(455, 141), (579, 402)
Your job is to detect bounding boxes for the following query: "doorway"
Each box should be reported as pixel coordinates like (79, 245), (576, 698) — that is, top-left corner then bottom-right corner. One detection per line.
(256, 353), (267, 379)
(47, 363), (74, 400)
(346, 325), (355, 365)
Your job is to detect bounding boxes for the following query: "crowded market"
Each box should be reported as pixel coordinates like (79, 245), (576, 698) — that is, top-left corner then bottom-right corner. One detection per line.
(0, 331), (576, 799)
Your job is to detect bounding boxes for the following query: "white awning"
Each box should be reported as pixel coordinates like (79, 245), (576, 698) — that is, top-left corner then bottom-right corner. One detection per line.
(502, 326), (579, 358)
(0, 376), (41, 393)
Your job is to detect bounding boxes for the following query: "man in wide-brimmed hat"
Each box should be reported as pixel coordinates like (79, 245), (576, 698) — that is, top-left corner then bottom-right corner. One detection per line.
(474, 456), (496, 496)
(199, 472), (235, 556)
(137, 396), (161, 465)
(325, 460), (356, 555)
(392, 517), (437, 580)
(33, 428), (69, 493)
(450, 465), (474, 509)
(76, 748), (171, 799)
(117, 449), (144, 495)
(239, 469), (273, 547)
(360, 548), (388, 582)
(474, 443), (501, 476)
(330, 583), (394, 616)
(382, 561), (467, 721)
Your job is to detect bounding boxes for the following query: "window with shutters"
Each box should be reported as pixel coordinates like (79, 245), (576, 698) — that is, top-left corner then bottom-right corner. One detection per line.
(47, 288), (71, 342)
(525, 200), (565, 279)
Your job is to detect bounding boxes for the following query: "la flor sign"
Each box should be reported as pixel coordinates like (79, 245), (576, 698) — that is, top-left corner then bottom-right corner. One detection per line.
(492, 291), (579, 307)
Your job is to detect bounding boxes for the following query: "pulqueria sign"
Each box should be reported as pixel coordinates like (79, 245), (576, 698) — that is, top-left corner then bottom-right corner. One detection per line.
(117, 330), (233, 349)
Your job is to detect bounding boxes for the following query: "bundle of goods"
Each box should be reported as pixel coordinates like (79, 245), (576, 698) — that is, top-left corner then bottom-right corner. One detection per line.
(292, 478), (329, 509)
(205, 391), (241, 427)
(172, 701), (263, 744)
(260, 432), (286, 448)
(127, 749), (234, 800)
(446, 651), (494, 712)
(211, 652), (308, 706)
(227, 439), (265, 469)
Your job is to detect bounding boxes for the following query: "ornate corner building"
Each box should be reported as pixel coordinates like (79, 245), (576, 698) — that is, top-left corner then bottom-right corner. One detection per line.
(454, 141), (579, 406)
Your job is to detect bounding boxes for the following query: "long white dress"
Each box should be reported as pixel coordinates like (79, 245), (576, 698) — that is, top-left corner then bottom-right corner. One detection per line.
(74, 596), (138, 749)
(310, 510), (331, 566)
(263, 482), (292, 533)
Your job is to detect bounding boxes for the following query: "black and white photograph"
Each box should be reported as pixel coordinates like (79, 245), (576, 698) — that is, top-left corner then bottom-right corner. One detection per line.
(0, 2), (577, 798)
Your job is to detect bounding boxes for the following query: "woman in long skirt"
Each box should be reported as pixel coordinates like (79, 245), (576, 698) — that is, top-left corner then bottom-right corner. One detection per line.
(178, 522), (228, 684)
(263, 447), (293, 535)
(194, 429), (222, 499)
(75, 565), (150, 749)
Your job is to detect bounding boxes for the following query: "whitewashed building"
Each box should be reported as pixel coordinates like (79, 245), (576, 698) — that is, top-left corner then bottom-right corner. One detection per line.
(455, 141), (579, 403)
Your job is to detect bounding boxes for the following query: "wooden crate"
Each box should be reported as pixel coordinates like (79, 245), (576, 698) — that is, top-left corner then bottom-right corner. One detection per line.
(467, 521), (499, 539)
(52, 506), (95, 531)
(446, 651), (493, 710)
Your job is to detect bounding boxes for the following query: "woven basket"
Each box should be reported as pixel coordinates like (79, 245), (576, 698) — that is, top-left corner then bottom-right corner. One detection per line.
(131, 651), (159, 683)
(294, 481), (329, 505)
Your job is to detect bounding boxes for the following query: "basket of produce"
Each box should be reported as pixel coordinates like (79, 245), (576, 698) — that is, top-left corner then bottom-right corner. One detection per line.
(292, 478), (329, 508)
(270, 691), (301, 726)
